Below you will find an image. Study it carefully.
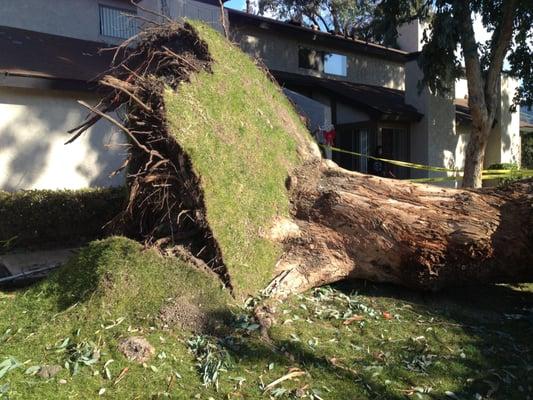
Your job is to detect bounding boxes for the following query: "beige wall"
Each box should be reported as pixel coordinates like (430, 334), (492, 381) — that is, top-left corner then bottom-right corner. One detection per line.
(405, 60), (457, 182)
(232, 26), (405, 90)
(0, 87), (126, 191)
(0, 0), (222, 43)
(456, 76), (521, 168)
(397, 20), (426, 53)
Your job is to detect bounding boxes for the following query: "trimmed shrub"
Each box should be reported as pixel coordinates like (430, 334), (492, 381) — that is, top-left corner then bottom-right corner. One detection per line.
(0, 187), (126, 252)
(486, 163), (519, 170)
(522, 131), (533, 168)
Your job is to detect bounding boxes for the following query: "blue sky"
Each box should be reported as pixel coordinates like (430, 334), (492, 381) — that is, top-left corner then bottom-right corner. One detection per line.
(225, 0), (246, 11)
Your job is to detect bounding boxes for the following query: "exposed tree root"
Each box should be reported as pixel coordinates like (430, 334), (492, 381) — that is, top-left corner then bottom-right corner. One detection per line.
(68, 22), (231, 288)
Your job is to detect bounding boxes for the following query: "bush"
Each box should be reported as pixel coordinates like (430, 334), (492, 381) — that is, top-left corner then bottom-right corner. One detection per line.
(0, 187), (126, 252)
(522, 131), (533, 168)
(486, 163), (518, 170)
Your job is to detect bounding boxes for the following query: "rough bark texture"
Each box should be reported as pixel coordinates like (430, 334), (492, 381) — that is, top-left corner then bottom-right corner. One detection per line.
(266, 159), (533, 296)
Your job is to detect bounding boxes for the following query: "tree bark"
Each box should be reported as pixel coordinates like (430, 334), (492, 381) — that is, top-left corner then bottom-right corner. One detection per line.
(265, 160), (533, 297)
(455, 0), (517, 188)
(462, 124), (490, 188)
(69, 22), (533, 298)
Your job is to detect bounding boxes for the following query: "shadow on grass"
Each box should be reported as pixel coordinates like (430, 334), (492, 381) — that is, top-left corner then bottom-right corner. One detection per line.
(333, 281), (532, 398)
(210, 281), (532, 399)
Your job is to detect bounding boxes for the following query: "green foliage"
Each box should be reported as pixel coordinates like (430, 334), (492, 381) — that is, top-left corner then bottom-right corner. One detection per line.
(187, 335), (232, 389)
(258, 0), (379, 38)
(165, 21), (309, 297)
(0, 187), (125, 252)
(0, 236), (231, 399)
(522, 131), (533, 168)
(0, 250), (531, 398)
(486, 162), (518, 170)
(375, 1), (533, 106)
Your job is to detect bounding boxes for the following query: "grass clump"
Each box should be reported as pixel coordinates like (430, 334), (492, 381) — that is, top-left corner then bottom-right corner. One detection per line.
(165, 21), (310, 297)
(0, 237), (231, 399)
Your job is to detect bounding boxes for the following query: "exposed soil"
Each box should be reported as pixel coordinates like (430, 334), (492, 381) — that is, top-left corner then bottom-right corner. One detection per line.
(118, 336), (155, 363)
(159, 297), (212, 332)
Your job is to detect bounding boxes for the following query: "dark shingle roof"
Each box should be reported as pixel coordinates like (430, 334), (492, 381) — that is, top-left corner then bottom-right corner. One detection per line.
(272, 70), (423, 122)
(0, 25), (112, 83)
(228, 9), (409, 63)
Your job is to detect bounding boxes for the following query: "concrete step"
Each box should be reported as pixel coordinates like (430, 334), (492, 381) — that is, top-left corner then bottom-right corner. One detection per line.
(0, 248), (78, 285)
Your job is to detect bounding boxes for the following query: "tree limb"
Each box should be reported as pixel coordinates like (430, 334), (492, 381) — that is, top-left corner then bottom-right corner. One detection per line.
(485, 0), (518, 117)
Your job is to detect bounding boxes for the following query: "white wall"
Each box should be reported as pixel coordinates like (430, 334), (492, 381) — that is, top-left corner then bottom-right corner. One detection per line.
(283, 89), (330, 132)
(336, 102), (370, 124)
(455, 76), (521, 168)
(397, 20), (426, 53)
(404, 59), (457, 182)
(0, 87), (126, 191)
(454, 78), (469, 100)
(499, 76), (521, 166)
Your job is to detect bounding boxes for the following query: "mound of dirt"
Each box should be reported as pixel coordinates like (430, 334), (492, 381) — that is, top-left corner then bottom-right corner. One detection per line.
(118, 337), (155, 363)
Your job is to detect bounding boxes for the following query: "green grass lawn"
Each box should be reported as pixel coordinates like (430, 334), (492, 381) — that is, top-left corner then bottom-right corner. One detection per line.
(1, 237), (531, 399)
(165, 21), (310, 299)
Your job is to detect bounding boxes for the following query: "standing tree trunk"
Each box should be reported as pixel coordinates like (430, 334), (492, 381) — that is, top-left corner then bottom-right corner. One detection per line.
(456, 0), (517, 188)
(462, 122), (491, 188)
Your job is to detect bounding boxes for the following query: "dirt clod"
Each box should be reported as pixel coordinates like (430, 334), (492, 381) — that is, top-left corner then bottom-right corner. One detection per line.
(37, 365), (62, 379)
(159, 298), (208, 332)
(118, 337), (155, 363)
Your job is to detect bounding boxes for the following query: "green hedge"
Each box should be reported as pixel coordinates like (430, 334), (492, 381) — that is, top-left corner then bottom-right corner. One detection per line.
(0, 187), (126, 252)
(487, 163), (519, 170)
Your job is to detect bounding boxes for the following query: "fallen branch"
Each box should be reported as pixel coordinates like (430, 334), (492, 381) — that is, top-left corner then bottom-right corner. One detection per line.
(264, 369), (306, 392)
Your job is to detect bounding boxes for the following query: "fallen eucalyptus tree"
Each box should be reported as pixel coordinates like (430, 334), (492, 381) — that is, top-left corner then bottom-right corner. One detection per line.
(68, 22), (532, 298)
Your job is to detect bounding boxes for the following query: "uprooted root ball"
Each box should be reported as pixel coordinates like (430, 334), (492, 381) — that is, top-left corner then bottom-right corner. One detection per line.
(68, 22), (230, 287)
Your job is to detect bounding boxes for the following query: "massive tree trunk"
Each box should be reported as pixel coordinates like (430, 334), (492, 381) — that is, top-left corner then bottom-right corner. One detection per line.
(69, 22), (533, 297)
(266, 160), (533, 296)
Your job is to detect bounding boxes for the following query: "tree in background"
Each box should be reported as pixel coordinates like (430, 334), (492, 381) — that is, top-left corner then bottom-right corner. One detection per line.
(257, 0), (378, 40)
(374, 0), (532, 188)
(258, 0), (533, 188)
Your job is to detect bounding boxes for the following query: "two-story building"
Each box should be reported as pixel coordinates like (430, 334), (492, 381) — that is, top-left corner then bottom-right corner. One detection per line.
(0, 1), (523, 190)
(228, 10), (522, 181)
(0, 0), (224, 191)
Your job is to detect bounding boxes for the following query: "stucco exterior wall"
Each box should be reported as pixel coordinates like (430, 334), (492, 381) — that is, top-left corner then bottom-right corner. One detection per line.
(283, 89), (330, 132)
(233, 26), (405, 90)
(404, 60), (457, 183)
(0, 87), (126, 191)
(456, 76), (521, 169)
(397, 20), (425, 53)
(336, 102), (370, 124)
(499, 76), (521, 166)
(0, 0), (222, 43)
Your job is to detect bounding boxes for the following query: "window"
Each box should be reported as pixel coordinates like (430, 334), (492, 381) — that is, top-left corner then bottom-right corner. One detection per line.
(99, 5), (138, 39)
(298, 47), (347, 76)
(324, 53), (347, 76)
(298, 48), (324, 72)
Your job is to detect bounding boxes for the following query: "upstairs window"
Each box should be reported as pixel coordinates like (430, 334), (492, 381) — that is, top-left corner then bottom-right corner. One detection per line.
(99, 4), (138, 39)
(324, 53), (347, 76)
(298, 47), (347, 77)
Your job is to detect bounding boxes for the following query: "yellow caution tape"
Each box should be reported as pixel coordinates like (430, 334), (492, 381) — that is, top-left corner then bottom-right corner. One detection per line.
(320, 145), (533, 180)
